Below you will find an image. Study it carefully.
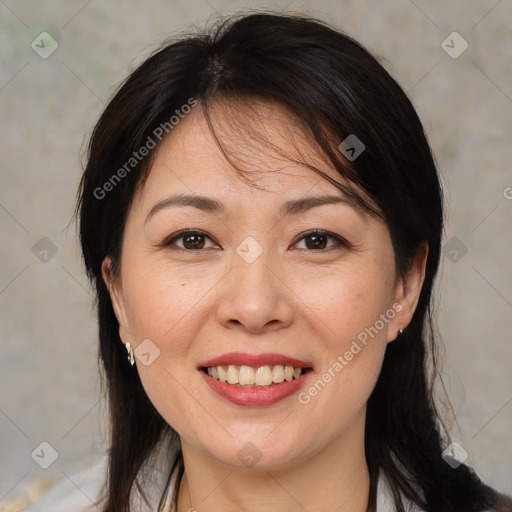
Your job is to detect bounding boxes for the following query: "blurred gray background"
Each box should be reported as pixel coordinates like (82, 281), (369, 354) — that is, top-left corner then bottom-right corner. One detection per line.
(1, 0), (511, 509)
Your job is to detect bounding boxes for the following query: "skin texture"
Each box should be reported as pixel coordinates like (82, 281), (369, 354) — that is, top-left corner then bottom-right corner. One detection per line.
(102, 100), (428, 512)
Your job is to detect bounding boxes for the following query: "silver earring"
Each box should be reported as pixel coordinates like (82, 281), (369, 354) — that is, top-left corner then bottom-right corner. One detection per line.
(125, 342), (135, 366)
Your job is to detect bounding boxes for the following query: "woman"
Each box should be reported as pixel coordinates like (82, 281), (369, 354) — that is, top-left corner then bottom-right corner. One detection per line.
(29, 12), (511, 512)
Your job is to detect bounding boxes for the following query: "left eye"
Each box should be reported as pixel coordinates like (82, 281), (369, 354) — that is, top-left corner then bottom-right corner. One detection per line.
(293, 230), (347, 251)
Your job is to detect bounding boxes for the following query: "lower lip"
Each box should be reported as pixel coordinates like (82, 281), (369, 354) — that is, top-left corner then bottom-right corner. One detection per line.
(200, 370), (311, 407)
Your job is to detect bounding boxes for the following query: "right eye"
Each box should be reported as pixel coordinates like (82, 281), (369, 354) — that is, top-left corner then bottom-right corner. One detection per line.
(161, 229), (220, 251)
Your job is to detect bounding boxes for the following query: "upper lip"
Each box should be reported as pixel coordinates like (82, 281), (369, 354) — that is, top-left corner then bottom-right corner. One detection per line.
(199, 352), (313, 369)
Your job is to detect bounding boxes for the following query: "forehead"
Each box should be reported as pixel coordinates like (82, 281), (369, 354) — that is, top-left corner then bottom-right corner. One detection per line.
(131, 98), (371, 215)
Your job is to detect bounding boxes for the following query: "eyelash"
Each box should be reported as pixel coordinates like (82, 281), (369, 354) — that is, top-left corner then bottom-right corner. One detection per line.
(160, 229), (351, 252)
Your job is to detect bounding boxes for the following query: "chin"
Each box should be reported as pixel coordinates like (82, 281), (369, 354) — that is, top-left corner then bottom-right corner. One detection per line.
(196, 434), (308, 471)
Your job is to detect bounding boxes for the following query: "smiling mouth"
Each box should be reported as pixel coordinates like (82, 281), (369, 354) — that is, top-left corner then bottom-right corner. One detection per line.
(201, 364), (313, 388)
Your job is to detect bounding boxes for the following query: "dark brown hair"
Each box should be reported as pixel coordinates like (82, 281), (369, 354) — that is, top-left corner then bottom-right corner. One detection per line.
(74, 12), (512, 512)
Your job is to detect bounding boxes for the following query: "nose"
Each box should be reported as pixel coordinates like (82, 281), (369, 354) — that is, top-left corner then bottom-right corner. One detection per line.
(215, 250), (295, 334)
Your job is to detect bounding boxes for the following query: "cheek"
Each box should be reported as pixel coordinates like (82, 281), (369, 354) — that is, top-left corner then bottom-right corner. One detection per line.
(120, 257), (218, 418)
(294, 264), (393, 414)
(121, 256), (210, 346)
(125, 271), (208, 432)
(301, 263), (394, 348)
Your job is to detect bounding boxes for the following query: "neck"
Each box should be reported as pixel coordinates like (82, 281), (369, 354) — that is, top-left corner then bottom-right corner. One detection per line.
(177, 409), (370, 512)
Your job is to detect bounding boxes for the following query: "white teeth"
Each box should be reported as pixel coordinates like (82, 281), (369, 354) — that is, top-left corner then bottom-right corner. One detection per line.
(239, 365), (255, 385)
(255, 366), (273, 386)
(205, 364), (307, 387)
(218, 365), (227, 382)
(272, 365), (285, 383)
(227, 365), (238, 384)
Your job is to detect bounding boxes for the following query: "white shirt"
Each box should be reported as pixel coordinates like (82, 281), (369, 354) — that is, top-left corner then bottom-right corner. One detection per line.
(24, 450), (422, 512)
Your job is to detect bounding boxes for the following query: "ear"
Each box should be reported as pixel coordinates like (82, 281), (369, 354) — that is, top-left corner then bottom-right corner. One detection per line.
(101, 256), (132, 343)
(388, 241), (428, 342)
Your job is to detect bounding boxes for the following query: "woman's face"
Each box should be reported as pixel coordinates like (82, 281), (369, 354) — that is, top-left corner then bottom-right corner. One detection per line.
(103, 101), (426, 470)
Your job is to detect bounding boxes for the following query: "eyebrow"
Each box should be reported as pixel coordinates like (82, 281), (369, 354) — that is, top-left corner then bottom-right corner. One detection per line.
(144, 193), (362, 225)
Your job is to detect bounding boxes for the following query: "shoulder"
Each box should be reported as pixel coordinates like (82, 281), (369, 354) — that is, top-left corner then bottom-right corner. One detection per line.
(22, 455), (107, 512)
(376, 467), (512, 512)
(23, 434), (181, 512)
